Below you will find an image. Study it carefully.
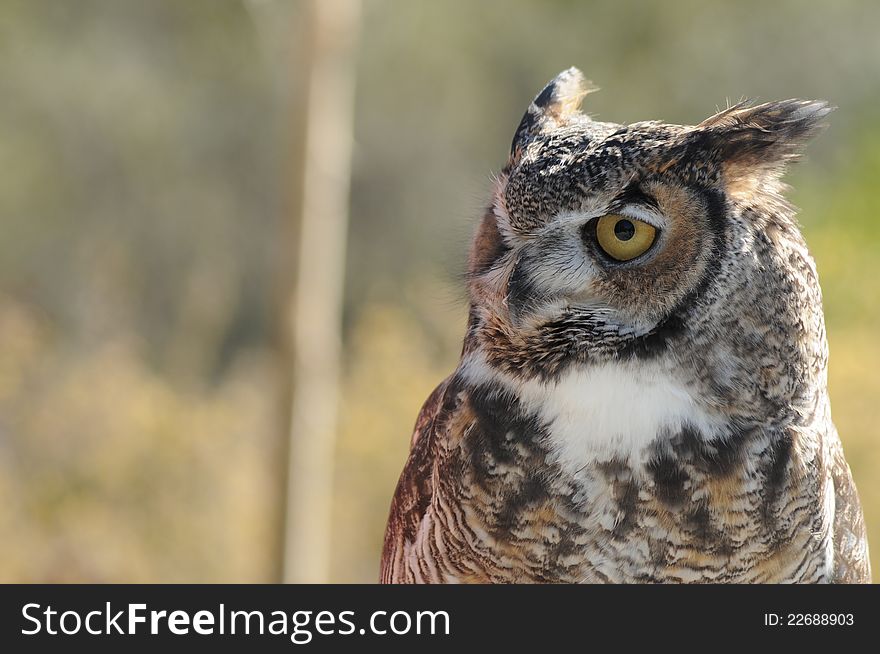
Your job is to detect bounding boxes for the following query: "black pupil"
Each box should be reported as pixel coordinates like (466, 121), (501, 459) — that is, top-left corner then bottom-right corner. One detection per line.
(614, 219), (636, 241)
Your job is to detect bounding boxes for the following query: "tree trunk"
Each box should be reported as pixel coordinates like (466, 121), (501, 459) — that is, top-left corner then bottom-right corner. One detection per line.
(276, 0), (361, 584)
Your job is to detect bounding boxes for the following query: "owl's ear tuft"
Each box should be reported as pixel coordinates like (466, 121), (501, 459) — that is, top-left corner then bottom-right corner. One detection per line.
(510, 67), (597, 161)
(696, 99), (833, 186)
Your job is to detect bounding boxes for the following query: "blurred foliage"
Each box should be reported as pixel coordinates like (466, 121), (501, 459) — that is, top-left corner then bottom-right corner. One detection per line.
(0, 0), (878, 582)
(0, 297), (277, 581)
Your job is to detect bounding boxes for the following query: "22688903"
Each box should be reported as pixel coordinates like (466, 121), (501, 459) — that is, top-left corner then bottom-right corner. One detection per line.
(764, 613), (854, 626)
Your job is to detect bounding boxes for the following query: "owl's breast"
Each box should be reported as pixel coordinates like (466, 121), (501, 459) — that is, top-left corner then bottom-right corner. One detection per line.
(442, 358), (833, 583)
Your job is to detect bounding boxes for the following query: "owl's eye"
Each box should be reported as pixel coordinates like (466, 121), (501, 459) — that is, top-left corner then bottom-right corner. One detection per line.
(594, 214), (657, 262)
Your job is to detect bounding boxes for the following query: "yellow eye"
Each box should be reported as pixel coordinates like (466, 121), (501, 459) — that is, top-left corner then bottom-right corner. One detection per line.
(595, 214), (657, 261)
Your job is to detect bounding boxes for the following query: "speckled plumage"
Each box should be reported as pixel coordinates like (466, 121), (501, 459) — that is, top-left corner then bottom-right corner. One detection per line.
(381, 68), (870, 584)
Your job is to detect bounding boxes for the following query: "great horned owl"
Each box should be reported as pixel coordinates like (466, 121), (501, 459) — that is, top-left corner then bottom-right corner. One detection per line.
(381, 68), (870, 583)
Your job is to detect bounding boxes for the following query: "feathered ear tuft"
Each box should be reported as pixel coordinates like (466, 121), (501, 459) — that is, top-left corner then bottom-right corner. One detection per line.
(510, 67), (597, 161)
(695, 99), (833, 186)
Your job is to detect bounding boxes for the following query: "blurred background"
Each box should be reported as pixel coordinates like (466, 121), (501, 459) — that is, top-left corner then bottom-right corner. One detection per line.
(0, 0), (878, 583)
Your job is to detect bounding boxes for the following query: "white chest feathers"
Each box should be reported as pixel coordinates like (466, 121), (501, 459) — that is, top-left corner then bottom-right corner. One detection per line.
(459, 354), (720, 474)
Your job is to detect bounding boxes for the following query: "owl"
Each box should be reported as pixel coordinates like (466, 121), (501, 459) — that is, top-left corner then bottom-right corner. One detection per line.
(380, 68), (870, 583)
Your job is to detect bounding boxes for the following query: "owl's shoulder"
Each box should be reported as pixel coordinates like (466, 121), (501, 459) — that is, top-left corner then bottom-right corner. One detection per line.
(826, 428), (872, 583)
(380, 376), (463, 582)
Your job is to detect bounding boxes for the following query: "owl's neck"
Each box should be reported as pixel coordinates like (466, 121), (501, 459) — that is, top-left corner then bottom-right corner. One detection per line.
(456, 348), (720, 470)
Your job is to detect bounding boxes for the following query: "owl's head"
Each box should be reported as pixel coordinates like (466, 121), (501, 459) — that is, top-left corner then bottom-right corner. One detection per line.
(466, 68), (831, 387)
